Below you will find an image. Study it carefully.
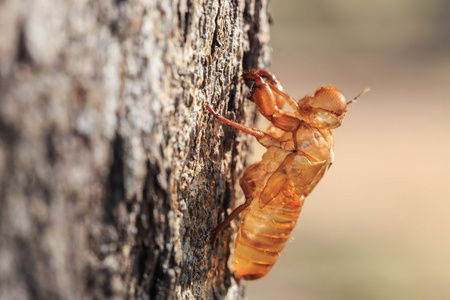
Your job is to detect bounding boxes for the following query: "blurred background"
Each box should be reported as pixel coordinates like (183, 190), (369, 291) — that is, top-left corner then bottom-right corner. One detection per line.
(246, 0), (450, 299)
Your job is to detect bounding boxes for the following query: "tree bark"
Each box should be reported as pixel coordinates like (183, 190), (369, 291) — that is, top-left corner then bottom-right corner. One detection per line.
(0, 0), (271, 299)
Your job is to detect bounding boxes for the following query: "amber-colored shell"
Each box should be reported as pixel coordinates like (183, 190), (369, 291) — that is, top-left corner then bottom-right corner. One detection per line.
(208, 70), (362, 280)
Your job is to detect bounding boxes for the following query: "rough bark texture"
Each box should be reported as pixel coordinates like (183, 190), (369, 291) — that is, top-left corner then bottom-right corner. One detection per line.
(0, 0), (271, 299)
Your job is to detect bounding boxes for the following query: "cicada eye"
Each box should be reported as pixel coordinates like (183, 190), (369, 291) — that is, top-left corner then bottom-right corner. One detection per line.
(333, 110), (346, 117)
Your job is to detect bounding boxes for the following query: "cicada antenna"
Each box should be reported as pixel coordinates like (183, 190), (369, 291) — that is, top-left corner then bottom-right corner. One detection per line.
(347, 88), (370, 105)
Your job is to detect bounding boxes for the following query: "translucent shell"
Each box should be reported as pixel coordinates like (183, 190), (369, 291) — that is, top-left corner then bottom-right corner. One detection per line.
(207, 70), (364, 281)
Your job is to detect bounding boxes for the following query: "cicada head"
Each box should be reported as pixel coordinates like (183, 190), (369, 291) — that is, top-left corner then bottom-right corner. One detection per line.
(298, 86), (347, 129)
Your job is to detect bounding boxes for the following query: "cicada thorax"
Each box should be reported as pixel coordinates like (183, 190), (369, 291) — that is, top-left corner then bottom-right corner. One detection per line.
(233, 126), (334, 280)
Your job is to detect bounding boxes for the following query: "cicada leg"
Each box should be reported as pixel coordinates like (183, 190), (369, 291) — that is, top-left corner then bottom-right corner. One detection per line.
(247, 69), (284, 99)
(210, 163), (262, 243)
(242, 71), (302, 132)
(243, 70), (299, 112)
(241, 71), (278, 118)
(205, 105), (265, 139)
(210, 196), (252, 243)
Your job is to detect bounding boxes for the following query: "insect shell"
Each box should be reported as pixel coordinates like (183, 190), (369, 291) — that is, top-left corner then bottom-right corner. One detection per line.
(207, 69), (368, 280)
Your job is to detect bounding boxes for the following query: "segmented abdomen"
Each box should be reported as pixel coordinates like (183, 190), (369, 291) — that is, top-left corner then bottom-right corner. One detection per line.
(233, 193), (304, 280)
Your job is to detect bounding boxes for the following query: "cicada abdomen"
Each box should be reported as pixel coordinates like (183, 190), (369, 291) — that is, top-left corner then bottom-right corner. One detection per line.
(233, 185), (304, 280)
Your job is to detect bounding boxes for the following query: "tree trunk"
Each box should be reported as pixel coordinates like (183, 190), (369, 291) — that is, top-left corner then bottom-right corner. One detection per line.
(0, 0), (271, 299)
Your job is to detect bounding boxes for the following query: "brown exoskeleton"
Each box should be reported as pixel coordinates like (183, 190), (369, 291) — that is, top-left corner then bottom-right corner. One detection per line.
(208, 69), (368, 280)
